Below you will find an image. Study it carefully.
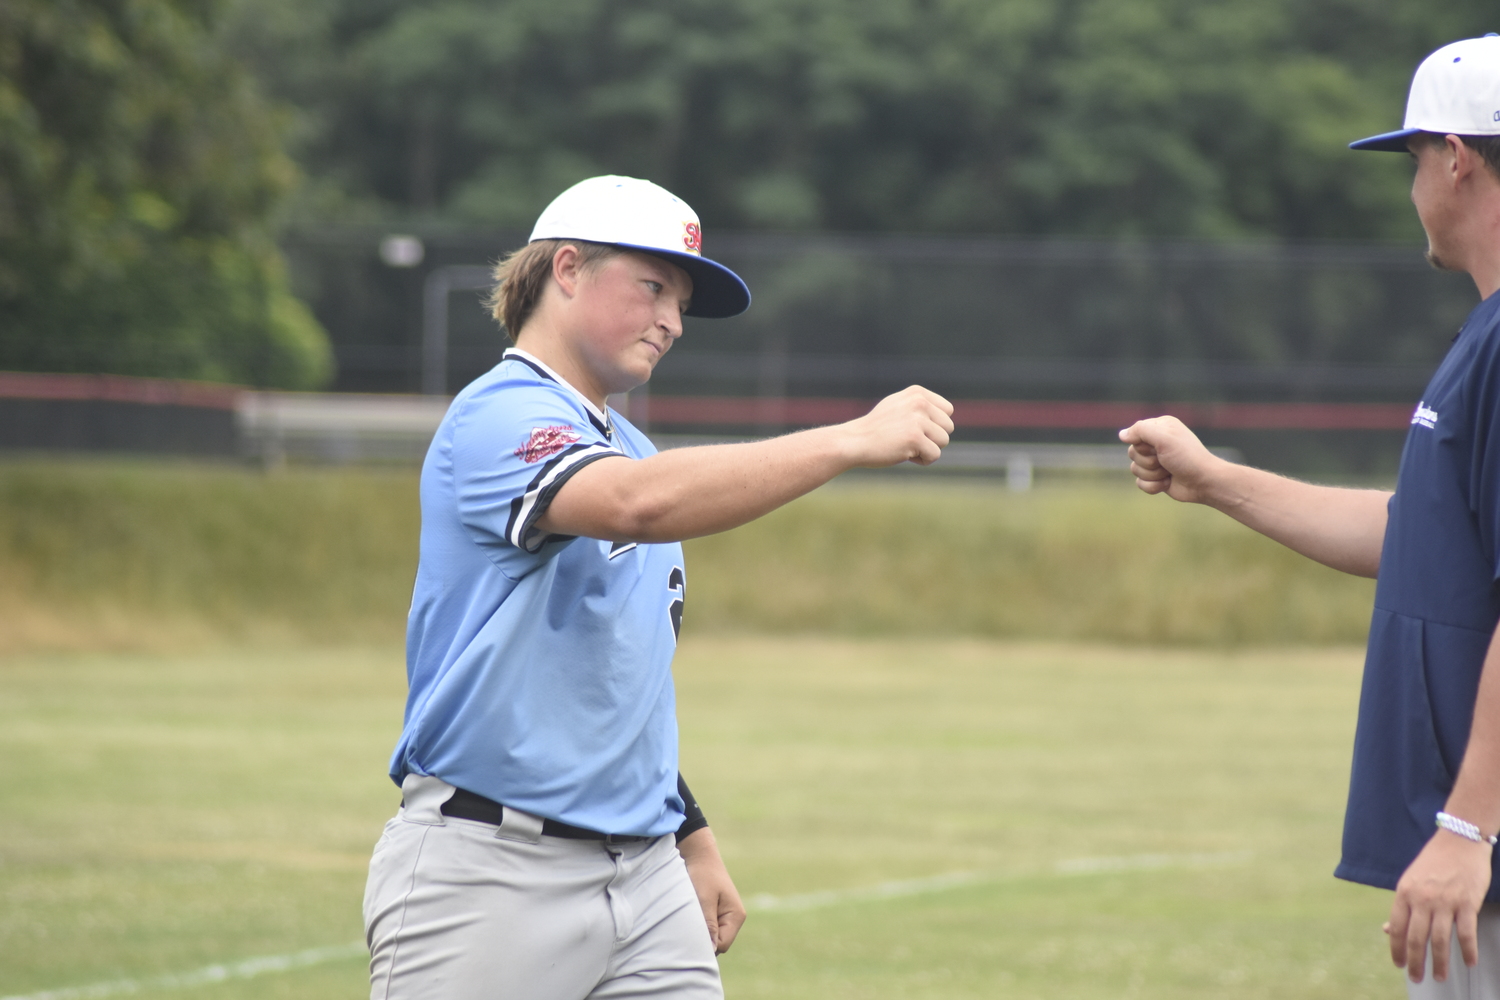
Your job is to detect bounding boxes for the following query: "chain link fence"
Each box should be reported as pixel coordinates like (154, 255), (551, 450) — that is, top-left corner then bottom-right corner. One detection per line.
(273, 229), (1484, 475)
(283, 228), (1477, 401)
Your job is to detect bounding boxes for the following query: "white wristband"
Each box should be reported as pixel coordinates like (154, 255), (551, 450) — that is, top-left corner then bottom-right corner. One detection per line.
(1436, 811), (1498, 846)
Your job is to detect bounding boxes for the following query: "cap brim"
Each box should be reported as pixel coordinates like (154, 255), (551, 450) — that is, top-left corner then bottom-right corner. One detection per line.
(1349, 128), (1422, 152)
(615, 244), (751, 318)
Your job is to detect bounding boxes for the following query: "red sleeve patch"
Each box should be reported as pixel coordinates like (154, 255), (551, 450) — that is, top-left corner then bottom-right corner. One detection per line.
(515, 425), (583, 463)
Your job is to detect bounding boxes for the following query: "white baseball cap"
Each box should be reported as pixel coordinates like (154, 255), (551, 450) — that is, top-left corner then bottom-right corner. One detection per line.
(1351, 34), (1500, 151)
(528, 175), (751, 318)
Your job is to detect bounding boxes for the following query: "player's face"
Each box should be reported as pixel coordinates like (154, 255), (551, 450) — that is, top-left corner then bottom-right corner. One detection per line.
(573, 252), (693, 394)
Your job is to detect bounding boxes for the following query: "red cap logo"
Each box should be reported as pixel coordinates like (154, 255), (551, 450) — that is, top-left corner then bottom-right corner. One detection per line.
(683, 222), (702, 254)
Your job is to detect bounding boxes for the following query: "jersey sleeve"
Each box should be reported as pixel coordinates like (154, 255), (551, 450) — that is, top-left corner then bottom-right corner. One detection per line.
(450, 381), (623, 559)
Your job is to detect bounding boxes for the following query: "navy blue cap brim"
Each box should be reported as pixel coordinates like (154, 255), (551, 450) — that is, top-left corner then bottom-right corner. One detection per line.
(1349, 128), (1423, 152)
(615, 244), (751, 318)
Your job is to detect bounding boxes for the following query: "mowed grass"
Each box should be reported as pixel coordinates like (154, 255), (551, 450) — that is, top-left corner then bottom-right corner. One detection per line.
(0, 637), (1404, 999)
(686, 478), (1379, 644)
(0, 457), (1379, 649)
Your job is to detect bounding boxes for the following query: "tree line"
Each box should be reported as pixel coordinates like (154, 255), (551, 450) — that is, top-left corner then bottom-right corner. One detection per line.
(0, 0), (330, 387)
(2, 0), (1493, 385)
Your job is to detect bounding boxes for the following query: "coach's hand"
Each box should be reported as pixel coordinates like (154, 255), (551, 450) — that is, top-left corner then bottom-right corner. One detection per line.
(1118, 415), (1226, 504)
(1386, 831), (1493, 983)
(842, 386), (954, 467)
(678, 827), (746, 954)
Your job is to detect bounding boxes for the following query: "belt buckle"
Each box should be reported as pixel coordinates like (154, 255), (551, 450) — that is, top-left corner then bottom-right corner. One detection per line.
(602, 833), (642, 845)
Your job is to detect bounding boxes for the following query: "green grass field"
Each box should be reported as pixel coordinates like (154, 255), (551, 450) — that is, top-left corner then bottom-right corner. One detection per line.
(0, 636), (1406, 999)
(0, 458), (1380, 651)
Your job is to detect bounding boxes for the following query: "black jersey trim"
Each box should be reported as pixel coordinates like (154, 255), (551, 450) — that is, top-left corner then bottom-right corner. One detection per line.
(504, 443), (622, 552)
(502, 349), (554, 383)
(502, 349), (612, 439)
(608, 540), (639, 560)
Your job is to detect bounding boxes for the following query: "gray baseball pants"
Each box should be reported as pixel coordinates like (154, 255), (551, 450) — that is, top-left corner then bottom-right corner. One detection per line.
(364, 774), (722, 1000)
(1408, 904), (1500, 999)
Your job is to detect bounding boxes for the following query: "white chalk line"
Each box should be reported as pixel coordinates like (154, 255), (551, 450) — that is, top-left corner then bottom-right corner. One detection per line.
(1, 851), (1251, 999)
(747, 850), (1253, 912)
(0, 941), (366, 1000)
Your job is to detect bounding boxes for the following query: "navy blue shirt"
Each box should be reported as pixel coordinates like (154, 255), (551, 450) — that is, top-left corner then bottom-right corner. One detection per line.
(1339, 289), (1500, 898)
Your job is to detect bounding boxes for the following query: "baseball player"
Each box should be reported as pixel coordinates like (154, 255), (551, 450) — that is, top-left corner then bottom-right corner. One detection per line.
(1120, 36), (1500, 998)
(362, 175), (955, 1000)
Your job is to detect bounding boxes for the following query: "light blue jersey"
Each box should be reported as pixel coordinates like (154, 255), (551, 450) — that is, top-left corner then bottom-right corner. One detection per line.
(390, 348), (687, 837)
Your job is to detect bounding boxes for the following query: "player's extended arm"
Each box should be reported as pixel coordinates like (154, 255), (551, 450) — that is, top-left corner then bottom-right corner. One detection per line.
(1387, 617), (1500, 984)
(538, 385), (953, 543)
(1119, 415), (1390, 578)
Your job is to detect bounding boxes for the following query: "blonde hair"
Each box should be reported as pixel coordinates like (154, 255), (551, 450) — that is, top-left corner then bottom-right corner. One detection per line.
(487, 240), (624, 340)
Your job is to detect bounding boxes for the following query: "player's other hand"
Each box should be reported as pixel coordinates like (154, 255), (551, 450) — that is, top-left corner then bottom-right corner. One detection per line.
(842, 386), (954, 468)
(1118, 415), (1223, 504)
(1386, 830), (1493, 983)
(677, 827), (746, 954)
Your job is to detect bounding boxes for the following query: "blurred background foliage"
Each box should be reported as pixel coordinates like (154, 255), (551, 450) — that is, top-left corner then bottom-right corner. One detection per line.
(0, 0), (331, 387)
(229, 0), (1490, 239)
(2, 0), (1496, 385)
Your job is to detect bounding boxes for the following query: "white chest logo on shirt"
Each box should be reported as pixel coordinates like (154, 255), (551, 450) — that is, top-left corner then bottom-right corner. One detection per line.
(515, 425), (582, 463)
(1411, 402), (1438, 430)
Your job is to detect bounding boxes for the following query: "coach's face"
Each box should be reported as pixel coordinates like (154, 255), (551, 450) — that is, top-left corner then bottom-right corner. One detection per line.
(573, 251), (692, 393)
(1409, 135), (1463, 271)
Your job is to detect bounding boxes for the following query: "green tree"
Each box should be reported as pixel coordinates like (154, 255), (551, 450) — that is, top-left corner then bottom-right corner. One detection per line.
(229, 0), (1494, 241)
(0, 0), (333, 387)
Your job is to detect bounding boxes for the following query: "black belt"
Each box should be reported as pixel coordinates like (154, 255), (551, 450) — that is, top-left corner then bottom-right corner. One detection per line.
(438, 786), (651, 843)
